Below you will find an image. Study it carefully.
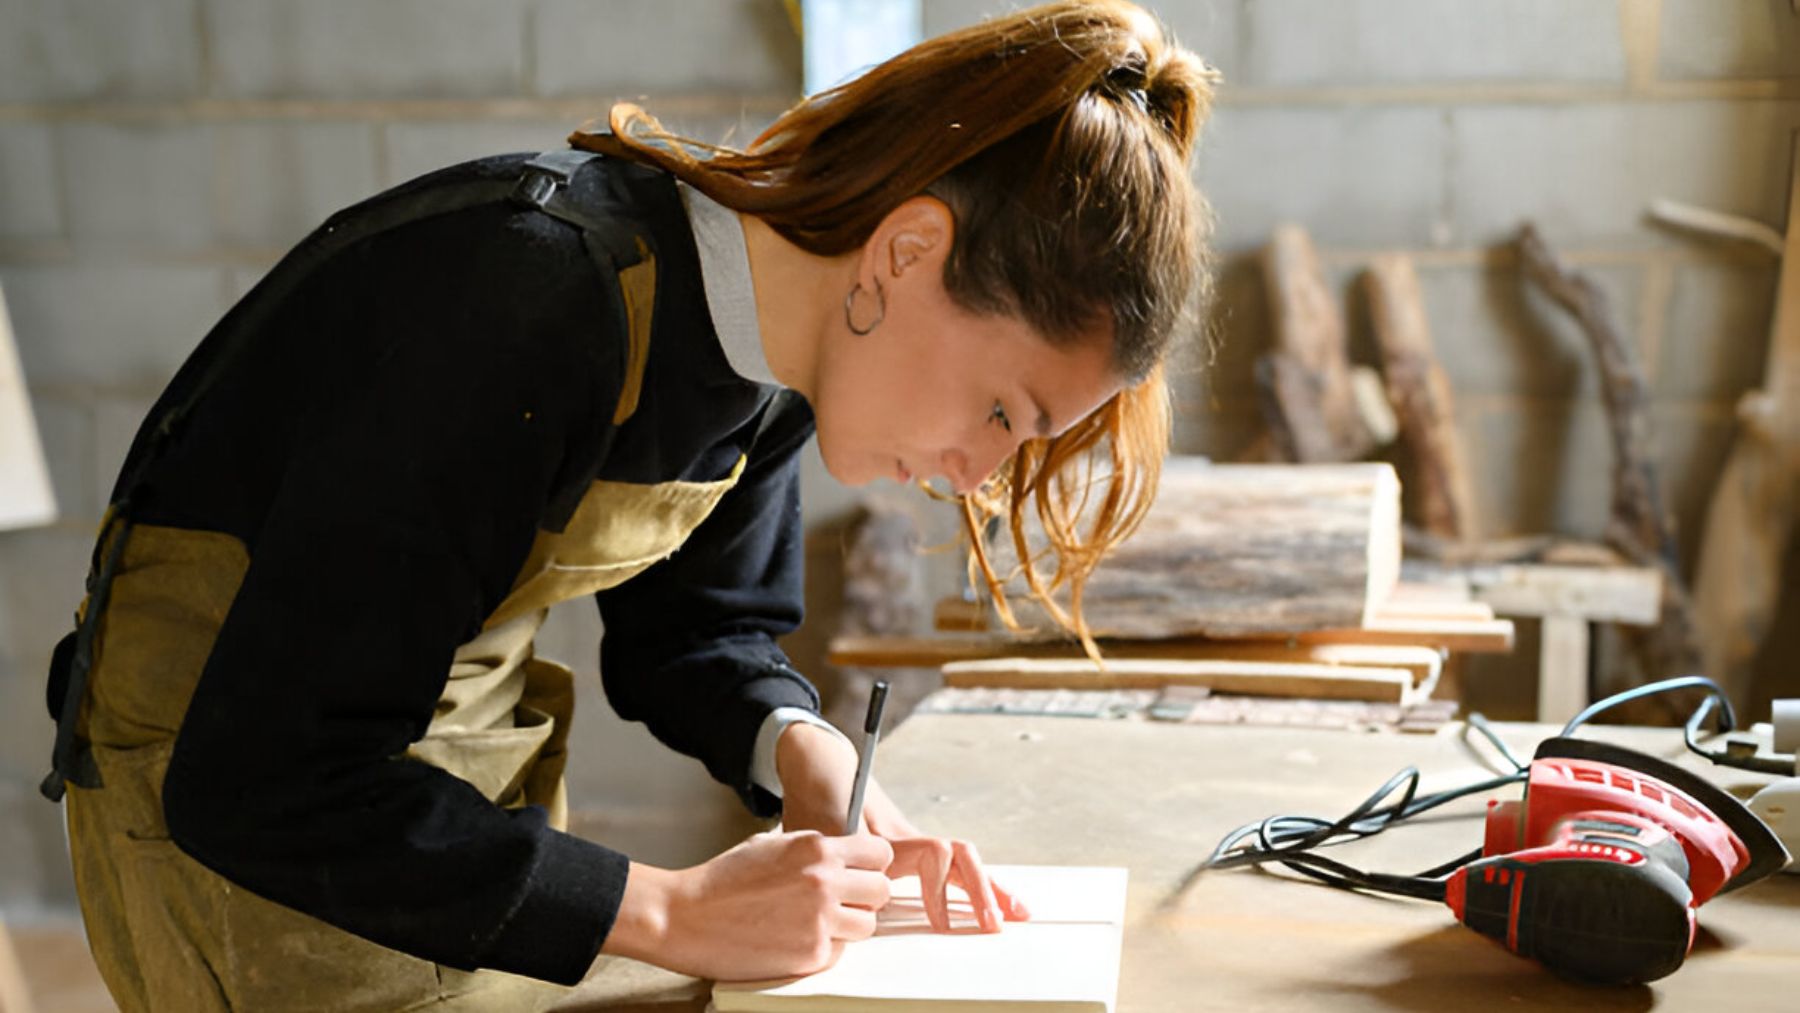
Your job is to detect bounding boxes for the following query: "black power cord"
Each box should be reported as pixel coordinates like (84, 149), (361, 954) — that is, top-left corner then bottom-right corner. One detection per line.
(1200, 675), (1744, 901)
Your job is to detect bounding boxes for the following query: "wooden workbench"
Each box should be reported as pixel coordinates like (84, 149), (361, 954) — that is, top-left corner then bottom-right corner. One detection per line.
(557, 715), (1798, 1011)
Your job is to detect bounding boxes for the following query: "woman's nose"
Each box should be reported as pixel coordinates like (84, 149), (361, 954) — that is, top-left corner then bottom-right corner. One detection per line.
(939, 443), (1010, 495)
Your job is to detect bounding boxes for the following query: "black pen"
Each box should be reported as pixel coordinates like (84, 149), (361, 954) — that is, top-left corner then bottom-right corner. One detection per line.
(843, 680), (889, 835)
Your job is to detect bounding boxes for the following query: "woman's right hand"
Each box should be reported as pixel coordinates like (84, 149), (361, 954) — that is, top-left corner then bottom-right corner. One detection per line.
(599, 830), (894, 982)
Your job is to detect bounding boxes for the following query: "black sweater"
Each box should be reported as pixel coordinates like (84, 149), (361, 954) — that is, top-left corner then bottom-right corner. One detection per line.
(102, 153), (820, 984)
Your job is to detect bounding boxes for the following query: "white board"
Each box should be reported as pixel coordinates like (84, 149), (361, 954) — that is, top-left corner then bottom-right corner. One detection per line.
(0, 282), (57, 531)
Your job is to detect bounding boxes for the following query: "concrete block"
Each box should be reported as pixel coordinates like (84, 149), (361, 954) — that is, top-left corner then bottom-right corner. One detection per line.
(0, 0), (203, 102)
(1168, 402), (1262, 462)
(217, 122), (382, 250)
(93, 392), (159, 513)
(382, 118), (583, 189)
(0, 123), (62, 242)
(1240, 0), (1624, 88)
(0, 780), (79, 912)
(1655, 258), (1778, 402)
(1660, 0), (1800, 81)
(1422, 261), (1643, 399)
(1449, 101), (1800, 250)
(0, 263), (224, 389)
(0, 526), (92, 773)
(382, 113), (770, 188)
(1652, 403), (1737, 576)
(1186, 251), (1267, 409)
(923, 1), (1242, 80)
(23, 391), (94, 525)
(61, 122), (216, 252)
(206, 0), (528, 100)
(536, 0), (800, 98)
(1459, 396), (1612, 540)
(1198, 104), (1451, 250)
(226, 262), (278, 304)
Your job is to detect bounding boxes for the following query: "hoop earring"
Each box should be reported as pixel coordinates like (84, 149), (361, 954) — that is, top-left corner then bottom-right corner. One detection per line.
(844, 277), (885, 335)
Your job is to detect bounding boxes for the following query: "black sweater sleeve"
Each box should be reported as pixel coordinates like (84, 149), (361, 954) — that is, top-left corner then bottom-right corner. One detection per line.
(161, 210), (630, 985)
(594, 394), (821, 819)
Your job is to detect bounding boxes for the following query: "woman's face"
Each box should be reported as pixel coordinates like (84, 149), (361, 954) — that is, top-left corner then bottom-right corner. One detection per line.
(810, 197), (1123, 492)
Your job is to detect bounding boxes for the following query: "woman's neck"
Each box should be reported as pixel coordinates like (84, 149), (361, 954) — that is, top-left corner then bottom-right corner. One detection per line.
(738, 212), (849, 399)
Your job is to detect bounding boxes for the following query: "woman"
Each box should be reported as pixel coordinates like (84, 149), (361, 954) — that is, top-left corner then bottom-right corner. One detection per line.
(42, 1), (1215, 1008)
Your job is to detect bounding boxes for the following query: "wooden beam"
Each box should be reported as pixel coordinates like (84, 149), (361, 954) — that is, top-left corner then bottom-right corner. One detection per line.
(1465, 564), (1662, 624)
(1370, 599), (1496, 624)
(1538, 615), (1592, 724)
(828, 620), (1512, 670)
(942, 658), (1415, 704)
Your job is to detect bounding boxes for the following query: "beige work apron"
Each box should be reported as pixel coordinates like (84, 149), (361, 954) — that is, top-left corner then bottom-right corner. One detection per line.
(64, 250), (757, 1010)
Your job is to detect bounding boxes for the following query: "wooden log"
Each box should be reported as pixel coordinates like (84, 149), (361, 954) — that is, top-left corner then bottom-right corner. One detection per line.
(985, 459), (1403, 638)
(1694, 131), (1800, 707)
(1518, 223), (1703, 716)
(1365, 254), (1479, 541)
(1256, 225), (1383, 462)
(941, 658), (1416, 704)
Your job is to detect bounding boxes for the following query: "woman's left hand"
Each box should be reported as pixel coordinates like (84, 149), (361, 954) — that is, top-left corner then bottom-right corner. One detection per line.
(774, 721), (1031, 933)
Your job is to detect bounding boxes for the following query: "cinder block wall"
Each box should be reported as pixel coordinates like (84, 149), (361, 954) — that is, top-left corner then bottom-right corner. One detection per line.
(2, 0), (1796, 919)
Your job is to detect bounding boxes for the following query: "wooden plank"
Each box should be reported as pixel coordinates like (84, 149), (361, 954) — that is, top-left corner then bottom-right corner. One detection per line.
(1537, 615), (1592, 724)
(835, 636), (1445, 684)
(1370, 599), (1496, 624)
(1385, 579), (1474, 604)
(1227, 617), (1515, 653)
(941, 658), (1414, 704)
(1467, 563), (1662, 624)
(1366, 254), (1478, 541)
(933, 596), (987, 632)
(985, 460), (1403, 638)
(828, 620), (1512, 670)
(861, 716), (1800, 1013)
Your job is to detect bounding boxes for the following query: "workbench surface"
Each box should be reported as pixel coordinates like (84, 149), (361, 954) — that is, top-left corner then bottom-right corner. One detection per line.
(558, 713), (1799, 1012)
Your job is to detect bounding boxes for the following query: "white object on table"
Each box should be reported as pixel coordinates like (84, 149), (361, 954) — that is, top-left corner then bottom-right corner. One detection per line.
(0, 282), (57, 531)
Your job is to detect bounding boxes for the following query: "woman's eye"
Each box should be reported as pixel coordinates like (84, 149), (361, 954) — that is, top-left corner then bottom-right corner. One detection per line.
(988, 400), (1012, 433)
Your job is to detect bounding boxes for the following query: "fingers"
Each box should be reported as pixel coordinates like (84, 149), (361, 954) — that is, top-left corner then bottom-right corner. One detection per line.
(837, 866), (892, 911)
(831, 901), (879, 942)
(993, 878), (1031, 921)
(836, 831), (895, 872)
(948, 840), (1004, 933)
(912, 838), (955, 932)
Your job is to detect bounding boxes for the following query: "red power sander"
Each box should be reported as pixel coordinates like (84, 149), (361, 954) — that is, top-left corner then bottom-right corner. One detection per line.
(1203, 680), (1791, 986)
(1444, 736), (1789, 984)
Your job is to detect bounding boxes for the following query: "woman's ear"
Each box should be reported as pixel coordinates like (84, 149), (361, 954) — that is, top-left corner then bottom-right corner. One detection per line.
(880, 196), (954, 278)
